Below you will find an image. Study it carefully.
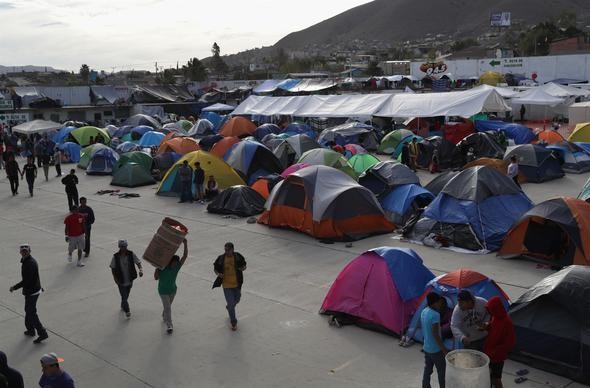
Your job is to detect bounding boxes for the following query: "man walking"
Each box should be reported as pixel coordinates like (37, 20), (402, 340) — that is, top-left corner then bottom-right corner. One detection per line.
(5, 154), (20, 196)
(155, 239), (188, 333)
(9, 244), (48, 344)
(39, 353), (75, 388)
(110, 240), (143, 318)
(451, 290), (488, 351)
(54, 146), (62, 177)
(213, 242), (247, 331)
(78, 197), (95, 258)
(21, 157), (37, 197)
(61, 169), (79, 210)
(421, 292), (448, 388)
(64, 206), (85, 267)
(178, 160), (193, 203)
(193, 161), (205, 203)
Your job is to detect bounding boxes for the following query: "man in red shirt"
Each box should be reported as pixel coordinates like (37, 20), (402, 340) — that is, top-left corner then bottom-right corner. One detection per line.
(64, 206), (86, 267)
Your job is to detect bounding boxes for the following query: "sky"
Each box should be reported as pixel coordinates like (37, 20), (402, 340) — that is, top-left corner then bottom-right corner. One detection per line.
(0, 0), (371, 72)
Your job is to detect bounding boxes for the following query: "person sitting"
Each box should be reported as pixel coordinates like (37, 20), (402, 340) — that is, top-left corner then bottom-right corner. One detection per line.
(205, 175), (219, 200)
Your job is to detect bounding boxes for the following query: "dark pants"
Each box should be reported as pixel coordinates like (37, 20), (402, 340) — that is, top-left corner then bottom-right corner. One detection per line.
(24, 294), (46, 336)
(26, 177), (34, 195)
(117, 284), (132, 313)
(84, 228), (91, 255)
(55, 163), (61, 176)
(423, 351), (445, 388)
(512, 176), (520, 188)
(223, 287), (241, 325)
(179, 181), (192, 202)
(8, 175), (18, 194)
(66, 189), (78, 210)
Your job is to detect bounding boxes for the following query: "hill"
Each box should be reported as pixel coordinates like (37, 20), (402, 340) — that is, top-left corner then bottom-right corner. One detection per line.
(275, 0), (590, 50)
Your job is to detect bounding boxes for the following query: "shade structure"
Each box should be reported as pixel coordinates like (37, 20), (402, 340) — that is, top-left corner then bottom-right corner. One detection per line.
(12, 119), (62, 135)
(78, 143), (111, 169)
(504, 144), (564, 183)
(259, 165), (394, 241)
(219, 116), (256, 138)
(380, 184), (434, 226)
(547, 142), (590, 173)
(511, 87), (566, 106)
(206, 185), (266, 217)
(70, 126), (110, 147)
(499, 197), (590, 267)
(138, 131), (165, 147)
(568, 122), (590, 142)
(509, 266), (590, 384)
(157, 151), (244, 196)
(224, 140), (283, 184)
(114, 151), (153, 173)
(348, 154), (380, 176)
(359, 161), (420, 197)
(404, 166), (533, 251)
(111, 162), (156, 187)
(320, 247), (434, 335)
(297, 148), (356, 179)
(158, 137), (200, 155)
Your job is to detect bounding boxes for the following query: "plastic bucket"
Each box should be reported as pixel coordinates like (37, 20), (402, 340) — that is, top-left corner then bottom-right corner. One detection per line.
(143, 217), (188, 269)
(445, 349), (490, 388)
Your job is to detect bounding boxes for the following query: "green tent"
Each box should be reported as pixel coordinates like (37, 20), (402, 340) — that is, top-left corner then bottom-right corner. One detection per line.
(378, 129), (414, 154)
(348, 154), (380, 176)
(70, 126), (111, 147)
(114, 151), (153, 173)
(177, 120), (194, 132)
(78, 144), (110, 169)
(298, 148), (356, 179)
(111, 163), (156, 187)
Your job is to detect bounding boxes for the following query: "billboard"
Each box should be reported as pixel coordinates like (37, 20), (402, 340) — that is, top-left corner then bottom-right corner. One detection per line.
(490, 12), (511, 27)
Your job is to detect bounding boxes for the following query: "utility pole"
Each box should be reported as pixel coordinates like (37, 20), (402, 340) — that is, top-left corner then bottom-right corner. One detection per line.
(155, 62), (158, 74)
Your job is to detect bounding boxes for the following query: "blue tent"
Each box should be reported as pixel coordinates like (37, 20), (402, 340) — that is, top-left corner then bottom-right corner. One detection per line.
(131, 125), (154, 140)
(253, 124), (281, 141)
(112, 125), (133, 139)
(475, 120), (536, 144)
(504, 144), (564, 183)
(282, 123), (316, 139)
(138, 131), (165, 147)
(53, 126), (76, 144)
(116, 141), (142, 154)
(58, 142), (81, 163)
(224, 140), (283, 184)
(548, 142), (590, 173)
(404, 166), (533, 251)
(87, 147), (119, 175)
(380, 184), (434, 225)
(200, 111), (224, 130)
(575, 142), (590, 155)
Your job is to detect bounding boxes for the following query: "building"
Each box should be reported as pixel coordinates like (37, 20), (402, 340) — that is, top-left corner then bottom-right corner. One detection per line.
(550, 36), (590, 55)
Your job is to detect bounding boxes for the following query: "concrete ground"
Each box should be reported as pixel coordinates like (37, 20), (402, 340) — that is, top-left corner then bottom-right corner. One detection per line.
(0, 161), (588, 388)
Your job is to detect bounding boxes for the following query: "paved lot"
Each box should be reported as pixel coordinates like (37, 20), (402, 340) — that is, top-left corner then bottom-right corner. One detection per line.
(0, 161), (588, 388)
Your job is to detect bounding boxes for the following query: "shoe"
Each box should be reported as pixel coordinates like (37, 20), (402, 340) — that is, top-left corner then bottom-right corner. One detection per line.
(33, 333), (48, 344)
(67, 255), (72, 263)
(178, 200), (185, 203)
(166, 326), (173, 334)
(84, 253), (89, 258)
(77, 261), (85, 267)
(231, 323), (238, 331)
(125, 311), (131, 318)
(24, 330), (36, 337)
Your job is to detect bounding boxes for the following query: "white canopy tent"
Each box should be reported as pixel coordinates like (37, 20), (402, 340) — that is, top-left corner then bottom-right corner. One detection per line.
(540, 82), (590, 98)
(511, 88), (566, 106)
(202, 103), (235, 112)
(511, 87), (568, 121)
(569, 101), (590, 125)
(12, 119), (62, 135)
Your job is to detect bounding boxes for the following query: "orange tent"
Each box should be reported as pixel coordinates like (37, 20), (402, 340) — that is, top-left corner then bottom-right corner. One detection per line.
(158, 137), (200, 155)
(210, 137), (240, 158)
(463, 157), (526, 183)
(536, 129), (565, 145)
(251, 175), (283, 199)
(219, 117), (256, 137)
(499, 197), (590, 267)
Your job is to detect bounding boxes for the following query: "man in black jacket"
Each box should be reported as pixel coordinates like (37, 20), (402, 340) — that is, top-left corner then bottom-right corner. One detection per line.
(110, 240), (143, 318)
(9, 244), (48, 344)
(0, 351), (24, 388)
(78, 197), (95, 258)
(61, 169), (79, 211)
(213, 242), (247, 331)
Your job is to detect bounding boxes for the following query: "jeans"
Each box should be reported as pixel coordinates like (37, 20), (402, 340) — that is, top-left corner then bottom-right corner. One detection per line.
(223, 287), (241, 325)
(55, 163), (61, 176)
(24, 294), (46, 336)
(84, 228), (91, 255)
(66, 189), (78, 210)
(26, 177), (34, 195)
(422, 351), (445, 388)
(160, 293), (176, 327)
(179, 181), (192, 202)
(42, 164), (49, 180)
(117, 284), (132, 313)
(8, 175), (18, 194)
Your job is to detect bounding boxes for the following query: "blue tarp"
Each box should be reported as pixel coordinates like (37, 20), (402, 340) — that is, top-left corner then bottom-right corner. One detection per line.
(53, 126), (75, 144)
(138, 131), (165, 147)
(370, 247), (434, 301)
(475, 120), (536, 144)
(380, 184), (434, 218)
(58, 142), (81, 163)
(276, 79), (301, 91)
(282, 123), (316, 139)
(200, 111), (224, 130)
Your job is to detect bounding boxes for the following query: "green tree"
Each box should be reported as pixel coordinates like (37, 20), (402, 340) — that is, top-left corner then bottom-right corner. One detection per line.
(450, 38), (479, 52)
(79, 64), (90, 83)
(183, 57), (207, 81)
(211, 42), (220, 57)
(274, 47), (289, 68)
(156, 69), (177, 84)
(210, 42), (228, 77)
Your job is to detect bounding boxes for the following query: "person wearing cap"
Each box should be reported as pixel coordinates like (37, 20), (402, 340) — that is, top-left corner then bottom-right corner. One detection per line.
(9, 245), (48, 344)
(450, 290), (489, 351)
(60, 169), (78, 211)
(64, 207), (85, 267)
(110, 240), (143, 318)
(154, 239), (188, 333)
(39, 353), (74, 388)
(78, 197), (95, 258)
(213, 242), (247, 331)
(421, 292), (448, 388)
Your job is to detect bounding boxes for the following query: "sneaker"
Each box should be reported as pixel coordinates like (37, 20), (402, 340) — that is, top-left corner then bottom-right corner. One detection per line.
(125, 311), (131, 318)
(24, 330), (36, 337)
(33, 333), (48, 344)
(84, 252), (89, 258)
(67, 255), (72, 263)
(231, 323), (238, 331)
(166, 326), (173, 334)
(77, 261), (85, 267)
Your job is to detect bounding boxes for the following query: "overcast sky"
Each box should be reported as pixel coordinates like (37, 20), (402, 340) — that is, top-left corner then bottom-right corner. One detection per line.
(0, 0), (370, 72)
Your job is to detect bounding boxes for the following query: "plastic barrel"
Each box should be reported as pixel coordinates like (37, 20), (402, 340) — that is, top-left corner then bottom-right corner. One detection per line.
(143, 217), (188, 269)
(445, 349), (490, 388)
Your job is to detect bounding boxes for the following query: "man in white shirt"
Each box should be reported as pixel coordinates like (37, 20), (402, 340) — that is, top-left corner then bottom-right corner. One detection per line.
(450, 290), (488, 351)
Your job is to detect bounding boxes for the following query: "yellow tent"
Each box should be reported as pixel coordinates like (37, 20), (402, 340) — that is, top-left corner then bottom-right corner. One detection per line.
(568, 122), (590, 142)
(157, 151), (244, 196)
(479, 71), (505, 86)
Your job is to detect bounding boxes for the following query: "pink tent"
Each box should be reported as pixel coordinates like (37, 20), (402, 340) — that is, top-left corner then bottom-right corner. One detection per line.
(344, 144), (367, 155)
(281, 163), (310, 177)
(320, 247), (434, 335)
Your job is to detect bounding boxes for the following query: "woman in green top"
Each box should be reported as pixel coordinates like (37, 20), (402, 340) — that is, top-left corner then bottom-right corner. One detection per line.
(154, 239), (188, 333)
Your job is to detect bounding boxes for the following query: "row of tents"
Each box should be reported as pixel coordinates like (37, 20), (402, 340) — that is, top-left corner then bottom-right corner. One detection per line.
(320, 246), (590, 384)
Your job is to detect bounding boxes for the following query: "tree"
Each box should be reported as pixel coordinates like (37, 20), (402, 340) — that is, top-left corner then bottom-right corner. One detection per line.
(183, 57), (207, 81)
(274, 47), (289, 68)
(211, 42), (220, 57)
(156, 69), (177, 84)
(210, 42), (229, 77)
(79, 64), (90, 83)
(367, 61), (383, 76)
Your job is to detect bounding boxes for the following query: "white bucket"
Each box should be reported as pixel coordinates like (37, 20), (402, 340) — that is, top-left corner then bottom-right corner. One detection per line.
(445, 349), (490, 388)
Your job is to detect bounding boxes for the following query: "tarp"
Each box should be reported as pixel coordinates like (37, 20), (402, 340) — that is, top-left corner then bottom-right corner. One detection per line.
(511, 87), (566, 106)
(13, 119), (62, 135)
(202, 103), (235, 112)
(206, 185), (266, 217)
(474, 120), (536, 144)
(540, 82), (590, 98)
